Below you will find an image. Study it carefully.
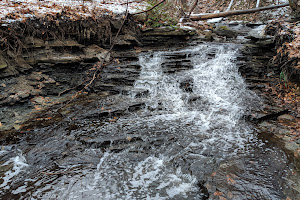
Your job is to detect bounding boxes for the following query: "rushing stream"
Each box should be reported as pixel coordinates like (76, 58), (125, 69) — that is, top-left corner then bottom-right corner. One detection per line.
(0, 43), (298, 199)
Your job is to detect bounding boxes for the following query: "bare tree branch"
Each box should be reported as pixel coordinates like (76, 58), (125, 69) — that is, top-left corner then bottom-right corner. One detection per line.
(256, 0), (261, 8)
(226, 0), (234, 11)
(187, 0), (199, 18)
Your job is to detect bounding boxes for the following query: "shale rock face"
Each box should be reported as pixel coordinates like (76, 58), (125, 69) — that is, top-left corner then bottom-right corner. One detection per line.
(0, 16), (141, 131)
(0, 16), (141, 78)
(0, 15), (197, 131)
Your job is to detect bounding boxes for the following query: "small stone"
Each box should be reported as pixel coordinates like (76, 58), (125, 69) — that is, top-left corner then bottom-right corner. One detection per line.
(285, 142), (299, 151)
(256, 39), (274, 47)
(258, 121), (272, 128)
(204, 30), (212, 40)
(278, 114), (296, 123)
(278, 128), (290, 135)
(13, 124), (21, 130)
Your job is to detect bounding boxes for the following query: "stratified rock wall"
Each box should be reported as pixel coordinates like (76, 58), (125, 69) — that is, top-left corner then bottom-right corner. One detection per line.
(0, 15), (141, 78)
(266, 21), (300, 84)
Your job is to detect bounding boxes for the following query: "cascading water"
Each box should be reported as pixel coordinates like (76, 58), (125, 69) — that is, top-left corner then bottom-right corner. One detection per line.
(0, 43), (297, 200)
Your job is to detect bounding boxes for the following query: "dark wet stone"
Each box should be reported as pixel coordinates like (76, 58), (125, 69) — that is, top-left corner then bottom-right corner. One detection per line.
(214, 26), (237, 38)
(180, 79), (194, 93)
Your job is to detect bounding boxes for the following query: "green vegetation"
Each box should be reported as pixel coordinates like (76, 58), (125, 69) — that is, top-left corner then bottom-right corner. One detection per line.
(144, 0), (178, 28)
(217, 25), (230, 30)
(280, 71), (288, 87)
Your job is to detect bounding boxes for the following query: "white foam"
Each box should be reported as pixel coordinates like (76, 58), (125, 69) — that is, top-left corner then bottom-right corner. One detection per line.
(28, 43), (260, 199)
(0, 153), (28, 191)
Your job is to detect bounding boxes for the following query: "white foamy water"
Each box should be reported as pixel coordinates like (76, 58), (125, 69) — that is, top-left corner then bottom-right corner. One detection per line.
(22, 43), (261, 199)
(0, 152), (28, 192)
(133, 53), (186, 113)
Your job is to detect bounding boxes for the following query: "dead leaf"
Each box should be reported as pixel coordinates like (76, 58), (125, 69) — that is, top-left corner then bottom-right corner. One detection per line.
(211, 172), (217, 177)
(14, 124), (22, 130)
(0, 122), (2, 127)
(214, 191), (223, 196)
(109, 116), (118, 122)
(34, 105), (42, 111)
(227, 191), (233, 198)
(226, 174), (236, 185)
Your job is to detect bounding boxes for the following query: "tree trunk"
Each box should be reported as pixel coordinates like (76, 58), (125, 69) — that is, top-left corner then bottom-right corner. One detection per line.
(189, 3), (289, 20)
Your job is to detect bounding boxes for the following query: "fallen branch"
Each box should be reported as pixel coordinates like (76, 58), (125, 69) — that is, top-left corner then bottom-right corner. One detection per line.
(189, 3), (289, 20)
(132, 0), (166, 15)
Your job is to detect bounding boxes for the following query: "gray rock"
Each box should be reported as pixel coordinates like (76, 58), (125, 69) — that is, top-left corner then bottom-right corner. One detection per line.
(214, 26), (237, 38)
(246, 25), (273, 40)
(256, 39), (274, 47)
(114, 34), (141, 46)
(278, 114), (296, 123)
(278, 128), (290, 135)
(285, 142), (299, 151)
(84, 44), (110, 62)
(38, 53), (82, 64)
(110, 19), (123, 30)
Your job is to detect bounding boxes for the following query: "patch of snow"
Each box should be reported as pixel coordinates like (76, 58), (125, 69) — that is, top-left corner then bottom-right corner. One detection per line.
(0, 0), (147, 23)
(207, 17), (223, 23)
(206, 10), (223, 23)
(179, 24), (196, 31)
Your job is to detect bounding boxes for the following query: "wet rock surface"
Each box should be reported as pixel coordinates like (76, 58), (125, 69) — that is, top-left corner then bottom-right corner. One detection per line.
(0, 22), (299, 199)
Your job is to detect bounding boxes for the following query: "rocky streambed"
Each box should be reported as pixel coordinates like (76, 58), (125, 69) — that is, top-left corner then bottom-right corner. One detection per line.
(0, 17), (299, 199)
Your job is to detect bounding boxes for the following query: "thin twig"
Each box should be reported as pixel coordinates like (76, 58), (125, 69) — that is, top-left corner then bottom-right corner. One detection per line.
(188, 0), (198, 18)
